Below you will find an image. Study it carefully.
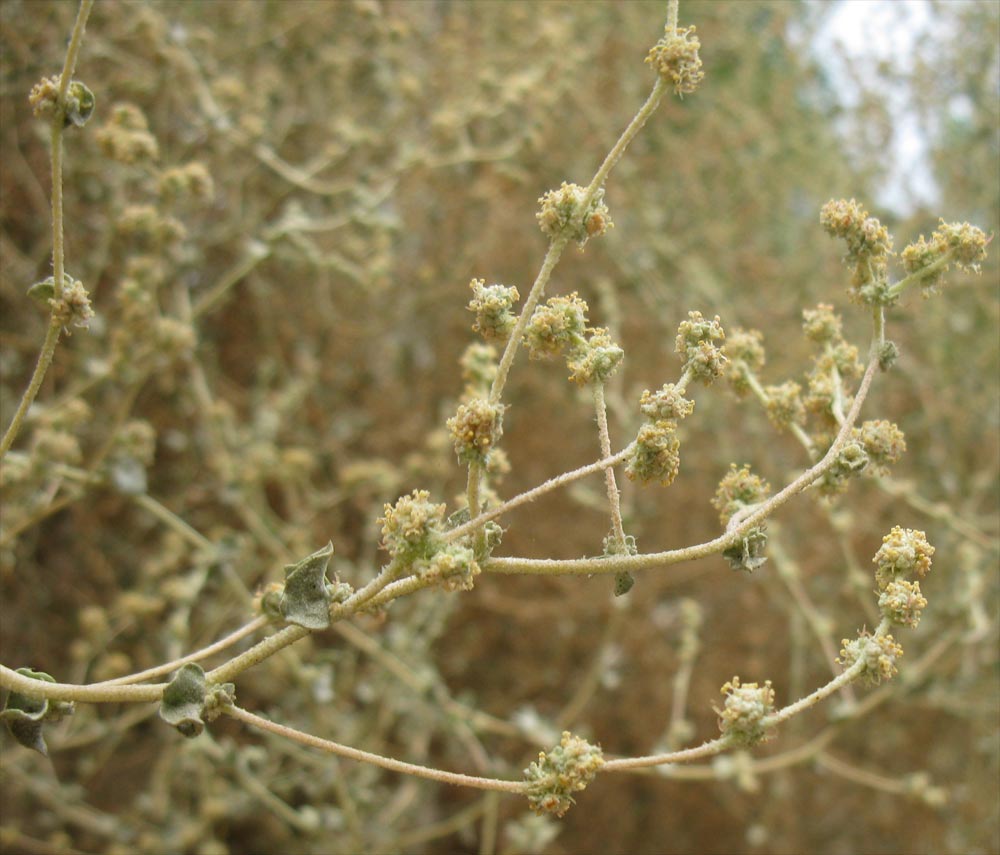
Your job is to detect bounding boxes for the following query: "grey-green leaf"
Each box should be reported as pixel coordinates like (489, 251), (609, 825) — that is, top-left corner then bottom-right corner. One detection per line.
(280, 542), (335, 630)
(0, 668), (73, 756)
(160, 663), (208, 738)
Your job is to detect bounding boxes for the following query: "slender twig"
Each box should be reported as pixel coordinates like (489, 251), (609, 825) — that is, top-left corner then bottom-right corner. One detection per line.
(223, 704), (526, 793)
(593, 382), (627, 547)
(485, 353), (879, 576)
(0, 0), (94, 460)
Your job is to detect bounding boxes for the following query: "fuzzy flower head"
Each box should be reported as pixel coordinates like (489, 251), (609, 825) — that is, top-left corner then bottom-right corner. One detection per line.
(724, 327), (765, 396)
(838, 630), (904, 686)
(536, 182), (612, 247)
(902, 221), (989, 295)
(764, 381), (806, 430)
(820, 199), (894, 303)
(30, 76), (95, 128)
(639, 383), (695, 422)
(878, 579), (928, 629)
(468, 279), (520, 341)
(159, 162), (214, 204)
(524, 732), (604, 818)
(524, 293), (589, 359)
(816, 440), (869, 496)
(567, 329), (624, 385)
(379, 490), (447, 562)
(52, 276), (95, 331)
(96, 103), (159, 163)
(446, 398), (504, 464)
(873, 526), (934, 591)
(715, 677), (776, 747)
(626, 420), (681, 486)
(801, 303), (842, 343)
(711, 464), (771, 525)
(676, 311), (727, 384)
(646, 25), (704, 96)
(460, 342), (499, 395)
(420, 543), (481, 592)
(854, 420), (906, 476)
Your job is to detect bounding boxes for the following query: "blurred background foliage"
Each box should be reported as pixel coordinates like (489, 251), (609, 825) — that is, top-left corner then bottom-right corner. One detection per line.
(0, 1), (997, 853)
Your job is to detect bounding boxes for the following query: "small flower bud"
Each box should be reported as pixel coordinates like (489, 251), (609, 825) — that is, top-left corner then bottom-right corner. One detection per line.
(29, 76), (94, 128)
(801, 304), (842, 343)
(48, 275), (94, 331)
(854, 419), (906, 475)
(878, 579), (927, 628)
(715, 676), (776, 747)
(933, 220), (988, 270)
(837, 631), (904, 686)
(626, 420), (681, 486)
(468, 279), (520, 341)
(711, 464), (771, 525)
(817, 440), (869, 496)
(523, 732), (604, 818)
(639, 383), (694, 421)
(421, 543), (480, 592)
(524, 293), (589, 358)
(159, 162), (214, 204)
(645, 25), (705, 96)
(676, 311), (727, 384)
(446, 398), (504, 464)
(873, 526), (934, 591)
(764, 381), (805, 429)
(820, 199), (895, 303)
(96, 104), (159, 163)
(459, 343), (499, 394)
(536, 183), (612, 247)
(566, 329), (624, 385)
(379, 490), (447, 561)
(724, 327), (765, 396)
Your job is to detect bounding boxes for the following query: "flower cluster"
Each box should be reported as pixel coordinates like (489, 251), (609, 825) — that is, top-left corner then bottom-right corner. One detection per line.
(523, 732), (604, 817)
(379, 490), (448, 563)
(468, 279), (520, 341)
(524, 294), (623, 386)
(459, 342), (499, 396)
(29, 76), (95, 128)
(854, 419), (906, 476)
(838, 528), (934, 680)
(715, 676), (776, 747)
(159, 162), (214, 204)
(676, 311), (727, 384)
(645, 25), (704, 96)
(96, 103), (159, 163)
(625, 419), (681, 486)
(763, 380), (805, 430)
(421, 543), (480, 593)
(566, 329), (625, 386)
(524, 293), (589, 358)
(901, 220), (989, 294)
(446, 398), (505, 465)
(837, 630), (905, 686)
(536, 182), (612, 247)
(711, 464), (771, 525)
(724, 327), (765, 397)
(877, 580), (928, 629)
(51, 275), (95, 331)
(820, 198), (894, 304)
(801, 303), (842, 343)
(817, 439), (869, 496)
(639, 383), (694, 421)
(873, 526), (934, 592)
(378, 491), (493, 592)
